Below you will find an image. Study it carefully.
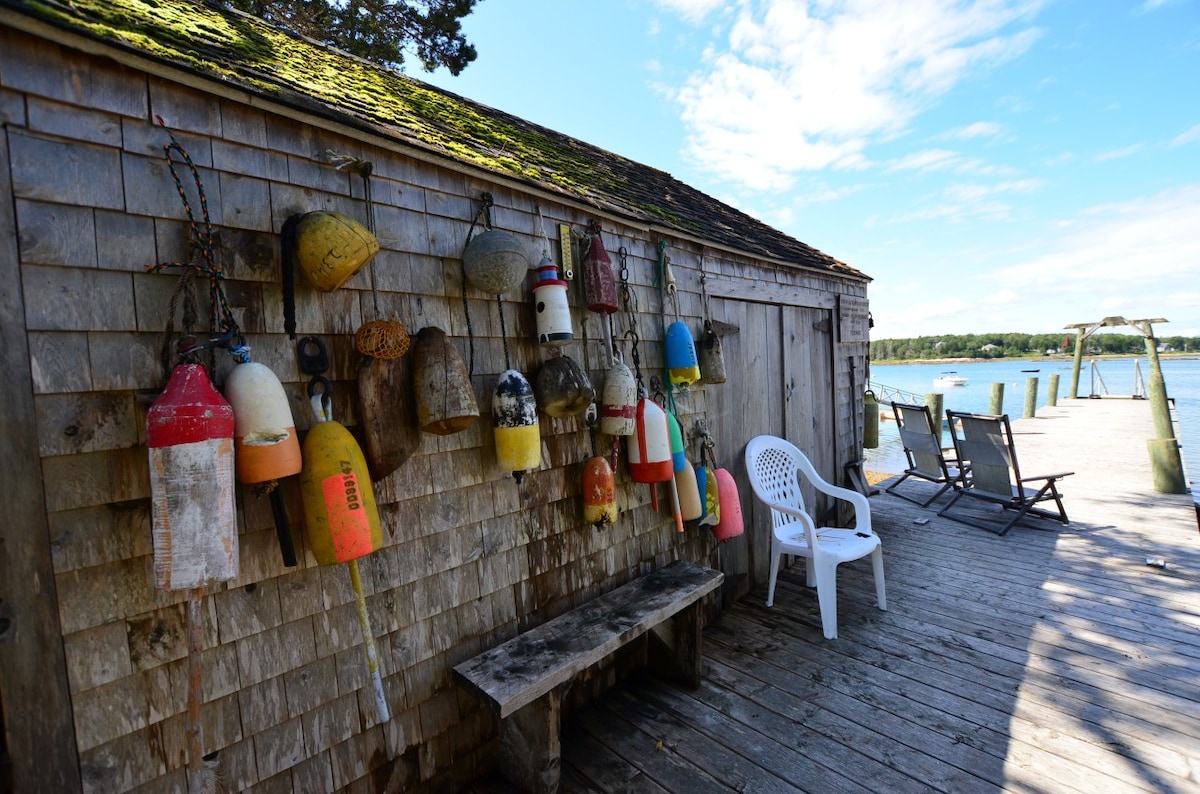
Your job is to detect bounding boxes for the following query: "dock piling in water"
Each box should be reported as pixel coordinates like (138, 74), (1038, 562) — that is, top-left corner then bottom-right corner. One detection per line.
(1023, 377), (1038, 418)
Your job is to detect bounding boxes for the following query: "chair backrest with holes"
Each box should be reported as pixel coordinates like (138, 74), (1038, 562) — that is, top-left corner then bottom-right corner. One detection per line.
(745, 435), (819, 544)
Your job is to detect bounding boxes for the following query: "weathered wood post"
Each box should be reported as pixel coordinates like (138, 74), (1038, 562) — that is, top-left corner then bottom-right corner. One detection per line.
(1140, 323), (1186, 493)
(1047, 373), (1060, 407)
(1023, 377), (1038, 418)
(1069, 327), (1085, 398)
(925, 392), (944, 447)
(989, 382), (1004, 415)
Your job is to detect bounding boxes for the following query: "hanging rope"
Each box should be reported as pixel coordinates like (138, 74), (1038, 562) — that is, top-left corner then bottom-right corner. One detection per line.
(618, 246), (645, 398)
(460, 194), (493, 378)
(145, 116), (246, 369)
(496, 294), (512, 371)
(329, 152), (410, 360)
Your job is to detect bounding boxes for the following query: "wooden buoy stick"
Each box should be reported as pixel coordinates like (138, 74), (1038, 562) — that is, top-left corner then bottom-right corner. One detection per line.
(185, 588), (205, 791)
(348, 558), (390, 723)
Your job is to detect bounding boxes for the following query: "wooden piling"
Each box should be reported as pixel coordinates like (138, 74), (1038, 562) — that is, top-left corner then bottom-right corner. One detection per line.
(924, 392), (944, 447)
(989, 382), (1004, 416)
(1023, 377), (1038, 418)
(1047, 373), (1060, 407)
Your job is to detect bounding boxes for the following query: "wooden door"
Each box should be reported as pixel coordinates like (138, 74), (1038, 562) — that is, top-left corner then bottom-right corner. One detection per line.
(702, 298), (835, 602)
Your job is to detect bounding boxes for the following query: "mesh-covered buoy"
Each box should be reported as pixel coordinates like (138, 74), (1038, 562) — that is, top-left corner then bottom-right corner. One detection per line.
(463, 229), (529, 294)
(355, 317), (411, 360)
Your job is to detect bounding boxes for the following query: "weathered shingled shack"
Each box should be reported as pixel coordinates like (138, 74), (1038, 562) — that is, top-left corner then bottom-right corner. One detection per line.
(0, 1), (871, 791)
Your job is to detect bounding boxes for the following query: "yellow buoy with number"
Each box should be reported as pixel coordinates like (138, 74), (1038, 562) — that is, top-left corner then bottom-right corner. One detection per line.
(299, 420), (383, 565)
(493, 369), (541, 477)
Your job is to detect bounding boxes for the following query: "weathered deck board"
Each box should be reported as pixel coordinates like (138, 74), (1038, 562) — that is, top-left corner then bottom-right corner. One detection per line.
(541, 397), (1200, 794)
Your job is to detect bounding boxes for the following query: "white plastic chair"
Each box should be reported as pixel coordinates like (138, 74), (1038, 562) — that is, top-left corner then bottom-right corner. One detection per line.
(744, 435), (886, 639)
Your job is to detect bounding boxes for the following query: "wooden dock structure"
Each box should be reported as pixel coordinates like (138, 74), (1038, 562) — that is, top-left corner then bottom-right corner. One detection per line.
(523, 397), (1199, 793)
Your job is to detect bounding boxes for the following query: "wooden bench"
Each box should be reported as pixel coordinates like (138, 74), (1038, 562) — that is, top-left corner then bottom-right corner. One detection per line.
(453, 559), (724, 793)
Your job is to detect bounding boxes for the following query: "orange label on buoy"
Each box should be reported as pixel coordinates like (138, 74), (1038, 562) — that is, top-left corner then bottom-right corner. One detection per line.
(322, 467), (373, 562)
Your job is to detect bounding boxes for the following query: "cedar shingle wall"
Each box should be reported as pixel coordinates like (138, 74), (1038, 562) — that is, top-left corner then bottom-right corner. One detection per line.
(1, 23), (866, 794)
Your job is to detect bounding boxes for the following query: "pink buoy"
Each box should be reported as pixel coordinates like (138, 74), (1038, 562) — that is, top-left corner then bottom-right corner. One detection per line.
(711, 468), (744, 541)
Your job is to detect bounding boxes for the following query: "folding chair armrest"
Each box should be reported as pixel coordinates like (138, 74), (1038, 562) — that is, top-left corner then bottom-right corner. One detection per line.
(1018, 471), (1073, 483)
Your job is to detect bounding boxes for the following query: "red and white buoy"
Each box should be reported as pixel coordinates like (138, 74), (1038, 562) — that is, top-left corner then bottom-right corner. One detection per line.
(147, 355), (238, 591)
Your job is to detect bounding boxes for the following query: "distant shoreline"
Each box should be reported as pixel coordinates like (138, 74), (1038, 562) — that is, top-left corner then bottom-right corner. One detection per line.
(871, 353), (1200, 366)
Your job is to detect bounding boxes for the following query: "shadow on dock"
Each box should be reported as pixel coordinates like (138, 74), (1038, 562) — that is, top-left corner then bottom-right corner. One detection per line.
(546, 397), (1200, 793)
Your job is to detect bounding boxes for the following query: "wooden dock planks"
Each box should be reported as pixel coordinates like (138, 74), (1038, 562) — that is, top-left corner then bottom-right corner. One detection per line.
(547, 397), (1200, 794)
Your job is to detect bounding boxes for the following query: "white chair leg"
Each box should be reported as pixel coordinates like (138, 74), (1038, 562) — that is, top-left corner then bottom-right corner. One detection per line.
(804, 556), (817, 588)
(871, 546), (887, 611)
(766, 551), (782, 608)
(814, 562), (839, 640)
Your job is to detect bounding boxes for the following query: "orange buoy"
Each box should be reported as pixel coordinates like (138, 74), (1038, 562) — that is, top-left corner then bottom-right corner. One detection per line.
(147, 358), (238, 590)
(223, 361), (301, 485)
(582, 455), (617, 527)
(711, 468), (744, 541)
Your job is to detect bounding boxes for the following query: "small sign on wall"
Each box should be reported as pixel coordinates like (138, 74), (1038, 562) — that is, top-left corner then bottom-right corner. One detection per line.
(838, 295), (870, 343)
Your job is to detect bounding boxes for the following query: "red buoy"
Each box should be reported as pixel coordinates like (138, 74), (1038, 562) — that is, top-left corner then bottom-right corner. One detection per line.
(147, 361), (238, 590)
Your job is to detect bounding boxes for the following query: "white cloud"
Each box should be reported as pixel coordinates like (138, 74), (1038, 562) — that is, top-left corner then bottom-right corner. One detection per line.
(669, 0), (1044, 190)
(945, 121), (1003, 139)
(1095, 143), (1144, 162)
(1170, 123), (1200, 147)
(989, 185), (1200, 302)
(651, 0), (728, 24)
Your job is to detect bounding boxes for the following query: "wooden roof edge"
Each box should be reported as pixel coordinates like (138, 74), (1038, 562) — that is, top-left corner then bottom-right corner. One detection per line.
(0, 2), (870, 283)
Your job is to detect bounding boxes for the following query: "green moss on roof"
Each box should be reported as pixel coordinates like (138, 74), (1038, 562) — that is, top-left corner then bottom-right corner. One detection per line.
(5, 0), (865, 277)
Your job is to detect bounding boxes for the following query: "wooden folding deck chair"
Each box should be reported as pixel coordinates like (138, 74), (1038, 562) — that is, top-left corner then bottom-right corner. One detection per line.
(886, 402), (966, 507)
(938, 411), (1073, 536)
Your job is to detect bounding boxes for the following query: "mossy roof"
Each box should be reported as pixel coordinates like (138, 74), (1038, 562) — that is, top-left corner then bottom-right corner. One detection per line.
(3, 0), (866, 279)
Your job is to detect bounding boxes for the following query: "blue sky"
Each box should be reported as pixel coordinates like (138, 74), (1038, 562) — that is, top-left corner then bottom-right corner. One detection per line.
(419, 0), (1200, 340)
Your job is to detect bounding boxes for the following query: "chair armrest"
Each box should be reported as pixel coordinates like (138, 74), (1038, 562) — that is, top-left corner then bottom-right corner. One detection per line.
(806, 480), (873, 535)
(1019, 471), (1073, 483)
(765, 501), (818, 534)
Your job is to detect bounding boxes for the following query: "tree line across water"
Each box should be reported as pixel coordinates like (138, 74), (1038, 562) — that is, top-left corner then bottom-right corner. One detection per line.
(870, 333), (1200, 362)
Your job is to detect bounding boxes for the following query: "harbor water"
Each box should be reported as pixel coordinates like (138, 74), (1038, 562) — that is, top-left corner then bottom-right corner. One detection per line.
(865, 356), (1200, 492)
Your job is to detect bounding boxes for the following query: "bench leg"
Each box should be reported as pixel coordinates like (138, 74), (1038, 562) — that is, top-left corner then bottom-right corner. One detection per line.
(500, 686), (562, 794)
(648, 603), (703, 688)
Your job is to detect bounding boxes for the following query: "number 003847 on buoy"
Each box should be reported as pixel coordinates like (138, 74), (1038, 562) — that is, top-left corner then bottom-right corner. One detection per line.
(299, 421), (383, 565)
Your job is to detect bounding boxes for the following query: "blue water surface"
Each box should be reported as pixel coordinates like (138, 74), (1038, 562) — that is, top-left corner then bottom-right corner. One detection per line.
(865, 356), (1200, 492)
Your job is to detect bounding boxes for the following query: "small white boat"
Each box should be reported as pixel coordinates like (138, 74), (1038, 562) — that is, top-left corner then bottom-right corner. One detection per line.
(933, 372), (968, 388)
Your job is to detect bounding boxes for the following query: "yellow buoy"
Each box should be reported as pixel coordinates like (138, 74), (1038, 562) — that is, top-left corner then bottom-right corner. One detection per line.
(288, 211), (379, 292)
(493, 369), (541, 477)
(299, 420), (383, 565)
